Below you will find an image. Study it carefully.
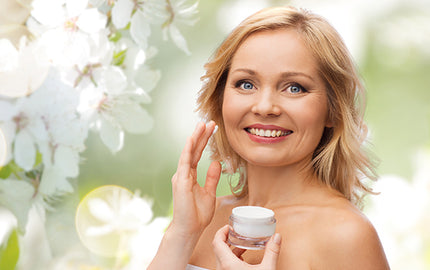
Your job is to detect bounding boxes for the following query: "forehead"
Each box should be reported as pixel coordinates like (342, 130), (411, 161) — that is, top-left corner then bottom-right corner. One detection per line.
(230, 29), (320, 78)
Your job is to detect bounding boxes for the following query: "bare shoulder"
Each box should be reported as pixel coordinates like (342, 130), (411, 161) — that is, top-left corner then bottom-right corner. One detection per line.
(310, 200), (390, 269)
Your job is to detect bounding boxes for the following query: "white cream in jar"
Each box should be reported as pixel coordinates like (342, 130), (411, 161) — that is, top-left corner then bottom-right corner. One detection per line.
(228, 206), (276, 250)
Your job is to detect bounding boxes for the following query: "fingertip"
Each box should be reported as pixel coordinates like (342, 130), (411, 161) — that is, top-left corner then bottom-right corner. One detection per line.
(273, 233), (281, 245)
(261, 233), (281, 267)
(265, 233), (281, 254)
(192, 121), (205, 135)
(213, 225), (229, 248)
(207, 120), (216, 126)
(212, 124), (218, 135)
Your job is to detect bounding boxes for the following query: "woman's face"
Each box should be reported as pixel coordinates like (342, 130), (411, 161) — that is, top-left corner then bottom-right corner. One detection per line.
(222, 28), (331, 168)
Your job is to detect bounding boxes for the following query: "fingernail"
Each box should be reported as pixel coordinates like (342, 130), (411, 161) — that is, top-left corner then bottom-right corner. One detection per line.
(273, 233), (281, 245)
(212, 124), (218, 135)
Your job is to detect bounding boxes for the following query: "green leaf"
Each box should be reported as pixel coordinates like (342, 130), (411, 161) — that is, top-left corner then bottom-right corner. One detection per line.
(0, 164), (12, 179)
(0, 229), (20, 270)
(109, 31), (122, 43)
(0, 161), (23, 179)
(34, 151), (43, 167)
(112, 49), (127, 67)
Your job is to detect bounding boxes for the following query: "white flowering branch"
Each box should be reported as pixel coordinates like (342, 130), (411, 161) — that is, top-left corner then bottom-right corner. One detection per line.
(0, 0), (197, 239)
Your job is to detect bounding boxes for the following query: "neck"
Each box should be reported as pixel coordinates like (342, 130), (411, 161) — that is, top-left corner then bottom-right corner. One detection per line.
(244, 162), (320, 208)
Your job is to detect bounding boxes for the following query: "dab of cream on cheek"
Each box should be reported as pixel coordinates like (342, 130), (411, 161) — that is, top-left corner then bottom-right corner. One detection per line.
(228, 206), (276, 250)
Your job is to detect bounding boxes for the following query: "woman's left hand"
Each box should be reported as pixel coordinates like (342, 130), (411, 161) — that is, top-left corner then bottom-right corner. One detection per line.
(212, 225), (282, 270)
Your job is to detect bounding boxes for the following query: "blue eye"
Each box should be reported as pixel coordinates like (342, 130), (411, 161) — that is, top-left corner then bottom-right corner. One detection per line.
(287, 83), (306, 94)
(236, 81), (254, 90)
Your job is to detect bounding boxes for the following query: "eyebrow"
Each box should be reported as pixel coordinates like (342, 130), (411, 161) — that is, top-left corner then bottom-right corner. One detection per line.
(231, 68), (315, 82)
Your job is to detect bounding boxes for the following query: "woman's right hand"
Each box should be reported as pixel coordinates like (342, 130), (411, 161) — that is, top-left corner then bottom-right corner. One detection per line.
(147, 121), (221, 270)
(168, 121), (222, 239)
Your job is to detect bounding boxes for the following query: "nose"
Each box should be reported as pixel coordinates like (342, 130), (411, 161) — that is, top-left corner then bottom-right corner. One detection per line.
(251, 89), (281, 117)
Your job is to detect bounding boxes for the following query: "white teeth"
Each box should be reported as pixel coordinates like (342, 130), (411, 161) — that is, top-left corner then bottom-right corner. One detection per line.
(247, 128), (291, 138)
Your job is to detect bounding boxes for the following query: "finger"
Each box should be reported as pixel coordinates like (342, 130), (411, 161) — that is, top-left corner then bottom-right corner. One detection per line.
(191, 121), (216, 168)
(260, 233), (282, 269)
(212, 225), (234, 261)
(189, 121), (206, 155)
(176, 136), (193, 185)
(177, 122), (204, 168)
(204, 161), (221, 197)
(213, 225), (248, 269)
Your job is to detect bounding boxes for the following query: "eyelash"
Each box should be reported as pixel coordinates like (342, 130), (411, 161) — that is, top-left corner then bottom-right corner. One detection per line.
(234, 80), (308, 94)
(286, 83), (308, 94)
(235, 80), (255, 90)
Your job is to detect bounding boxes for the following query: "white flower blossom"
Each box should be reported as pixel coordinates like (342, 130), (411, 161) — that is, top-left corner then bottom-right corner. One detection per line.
(161, 0), (199, 54)
(29, 0), (107, 68)
(76, 185), (164, 260)
(86, 193), (153, 237)
(0, 70), (88, 195)
(0, 97), (47, 171)
(78, 65), (153, 153)
(0, 38), (49, 98)
(0, 179), (35, 232)
(111, 0), (163, 48)
(125, 216), (170, 269)
(0, 0), (198, 267)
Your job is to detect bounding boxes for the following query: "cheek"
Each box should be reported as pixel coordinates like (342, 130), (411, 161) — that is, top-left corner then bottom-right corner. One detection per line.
(221, 90), (241, 125)
(290, 99), (329, 133)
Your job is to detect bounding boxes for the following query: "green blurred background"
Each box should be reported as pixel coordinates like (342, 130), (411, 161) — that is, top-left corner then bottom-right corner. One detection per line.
(77, 0), (430, 215)
(67, 0), (430, 268)
(1, 0), (429, 269)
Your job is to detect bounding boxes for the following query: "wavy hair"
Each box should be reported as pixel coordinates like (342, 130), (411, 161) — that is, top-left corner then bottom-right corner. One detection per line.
(196, 6), (377, 206)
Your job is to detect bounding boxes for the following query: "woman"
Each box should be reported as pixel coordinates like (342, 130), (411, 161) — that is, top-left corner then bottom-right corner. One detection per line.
(149, 6), (390, 270)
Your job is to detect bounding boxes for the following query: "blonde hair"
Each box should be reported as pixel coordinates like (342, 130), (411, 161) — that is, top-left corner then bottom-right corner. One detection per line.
(196, 6), (377, 206)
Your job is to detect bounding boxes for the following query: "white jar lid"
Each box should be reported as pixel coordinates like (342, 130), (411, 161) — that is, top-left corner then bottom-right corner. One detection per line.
(232, 206), (274, 221)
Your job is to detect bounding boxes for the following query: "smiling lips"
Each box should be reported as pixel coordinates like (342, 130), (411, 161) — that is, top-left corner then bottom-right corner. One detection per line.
(244, 125), (293, 143)
(246, 127), (292, 138)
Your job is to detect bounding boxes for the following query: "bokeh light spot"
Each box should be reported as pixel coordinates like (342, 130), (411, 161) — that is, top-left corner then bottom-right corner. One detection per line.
(75, 185), (135, 258)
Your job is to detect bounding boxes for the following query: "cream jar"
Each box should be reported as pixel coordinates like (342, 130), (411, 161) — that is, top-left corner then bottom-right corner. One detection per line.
(228, 206), (276, 250)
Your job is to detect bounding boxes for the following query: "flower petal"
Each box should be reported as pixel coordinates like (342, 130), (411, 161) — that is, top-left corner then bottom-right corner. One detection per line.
(66, 0), (88, 17)
(54, 145), (80, 178)
(0, 68), (30, 98)
(102, 66), (127, 95)
(0, 122), (16, 166)
(0, 179), (35, 232)
(14, 130), (36, 171)
(39, 166), (74, 195)
(134, 65), (161, 93)
(130, 11), (151, 48)
(31, 0), (66, 27)
(134, 87), (152, 104)
(76, 8), (107, 33)
(99, 118), (124, 153)
(123, 197), (153, 224)
(114, 102), (153, 134)
(87, 197), (115, 223)
(168, 24), (191, 55)
(0, 39), (19, 72)
(0, 100), (18, 121)
(111, 0), (133, 29)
